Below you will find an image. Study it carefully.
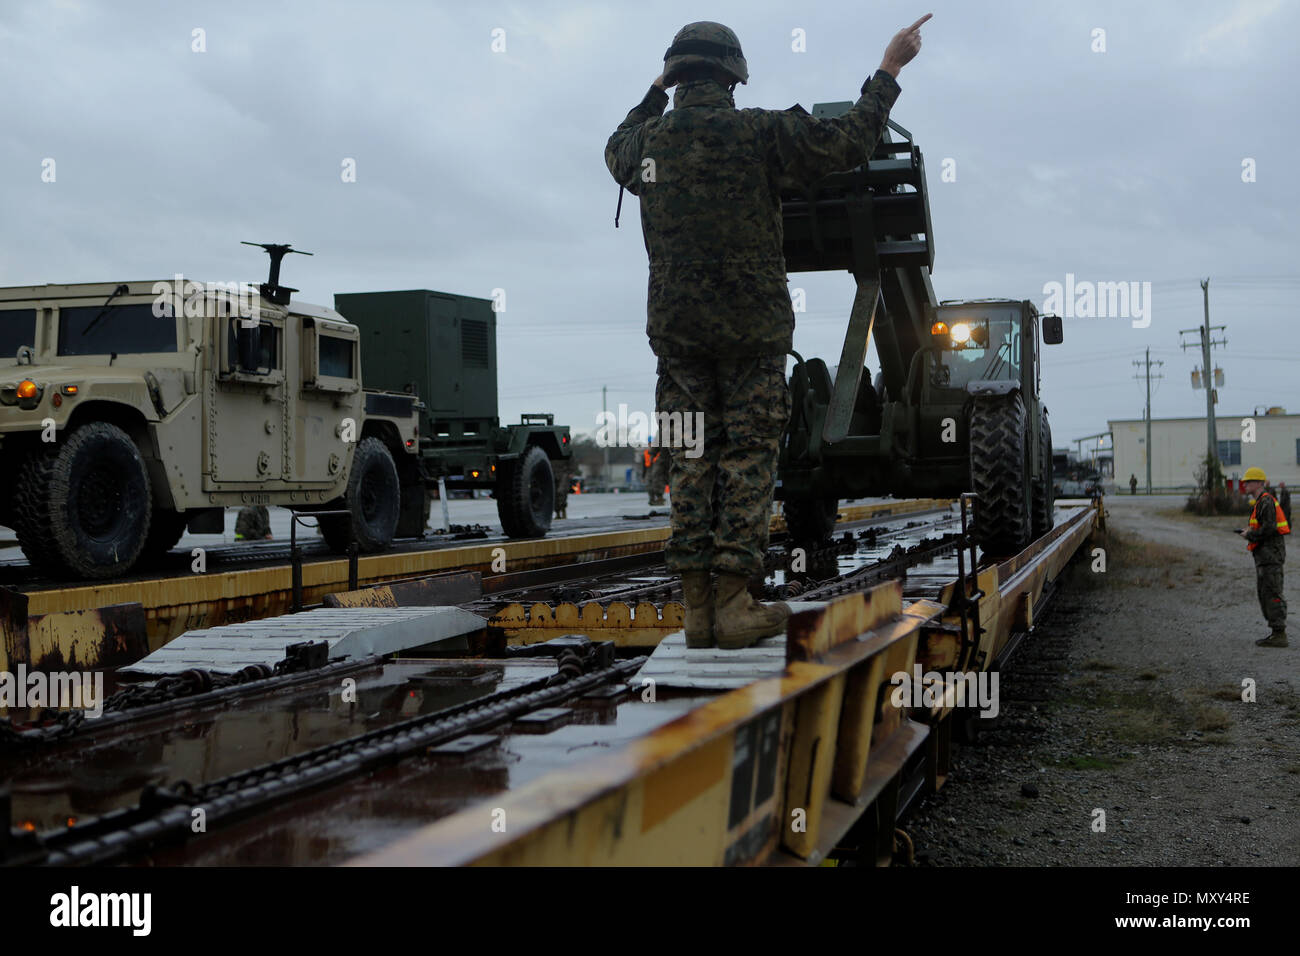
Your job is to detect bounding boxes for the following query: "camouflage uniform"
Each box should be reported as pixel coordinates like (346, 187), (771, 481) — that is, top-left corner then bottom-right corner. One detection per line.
(642, 447), (665, 509)
(646, 447), (669, 505)
(606, 67), (900, 576)
(553, 459), (573, 518)
(234, 505), (271, 540)
(1245, 491), (1287, 633)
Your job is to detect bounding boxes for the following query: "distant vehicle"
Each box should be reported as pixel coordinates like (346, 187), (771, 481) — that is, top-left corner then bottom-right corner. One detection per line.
(0, 245), (570, 579)
(1052, 449), (1102, 497)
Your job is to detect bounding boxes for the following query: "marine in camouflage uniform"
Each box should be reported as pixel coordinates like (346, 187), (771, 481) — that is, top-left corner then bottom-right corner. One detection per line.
(605, 17), (927, 648)
(553, 458), (573, 519)
(1241, 473), (1288, 646)
(234, 505), (271, 540)
(646, 445), (669, 505)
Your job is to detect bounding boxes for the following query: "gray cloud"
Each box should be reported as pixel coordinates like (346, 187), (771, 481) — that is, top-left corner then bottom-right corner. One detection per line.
(1, 0), (1295, 474)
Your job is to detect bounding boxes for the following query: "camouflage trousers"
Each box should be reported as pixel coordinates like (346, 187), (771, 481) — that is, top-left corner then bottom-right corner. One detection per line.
(655, 354), (790, 576)
(1255, 558), (1287, 631)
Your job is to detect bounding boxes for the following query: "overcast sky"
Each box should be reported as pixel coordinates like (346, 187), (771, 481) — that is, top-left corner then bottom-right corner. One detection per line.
(2, 0), (1296, 467)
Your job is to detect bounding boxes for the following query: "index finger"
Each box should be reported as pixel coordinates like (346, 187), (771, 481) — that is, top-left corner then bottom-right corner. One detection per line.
(908, 13), (933, 31)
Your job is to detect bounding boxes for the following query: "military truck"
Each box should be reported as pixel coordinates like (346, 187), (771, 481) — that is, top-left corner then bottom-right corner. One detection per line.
(0, 248), (570, 579)
(333, 289), (571, 539)
(777, 111), (1063, 556)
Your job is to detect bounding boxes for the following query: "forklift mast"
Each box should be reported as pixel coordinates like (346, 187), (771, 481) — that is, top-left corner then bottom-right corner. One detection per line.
(781, 108), (937, 443)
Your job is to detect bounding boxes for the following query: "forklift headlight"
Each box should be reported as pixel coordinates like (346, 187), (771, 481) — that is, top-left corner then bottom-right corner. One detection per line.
(929, 321), (948, 338)
(950, 323), (971, 345)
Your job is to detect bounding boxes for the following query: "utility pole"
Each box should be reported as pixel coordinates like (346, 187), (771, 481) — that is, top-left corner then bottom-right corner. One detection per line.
(1179, 278), (1227, 487)
(1132, 348), (1164, 494)
(602, 385), (609, 489)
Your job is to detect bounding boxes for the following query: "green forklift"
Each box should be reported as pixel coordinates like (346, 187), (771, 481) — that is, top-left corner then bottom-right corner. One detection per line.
(777, 108), (1063, 557)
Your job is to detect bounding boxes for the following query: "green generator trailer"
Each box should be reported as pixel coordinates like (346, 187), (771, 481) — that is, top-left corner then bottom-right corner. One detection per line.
(334, 289), (572, 538)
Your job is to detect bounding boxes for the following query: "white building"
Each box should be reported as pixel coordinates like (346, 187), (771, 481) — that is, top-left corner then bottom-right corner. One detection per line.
(1108, 410), (1299, 491)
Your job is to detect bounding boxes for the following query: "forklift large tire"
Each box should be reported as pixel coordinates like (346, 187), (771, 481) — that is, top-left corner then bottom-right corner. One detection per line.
(1031, 412), (1055, 540)
(783, 496), (839, 544)
(320, 437), (400, 553)
(496, 445), (554, 539)
(969, 393), (1031, 558)
(14, 421), (152, 579)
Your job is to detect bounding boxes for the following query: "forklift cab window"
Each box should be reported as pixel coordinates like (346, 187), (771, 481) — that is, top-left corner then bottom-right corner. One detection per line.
(939, 317), (1020, 388)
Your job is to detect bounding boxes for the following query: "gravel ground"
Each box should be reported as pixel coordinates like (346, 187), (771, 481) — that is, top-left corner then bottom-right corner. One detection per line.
(907, 494), (1300, 866)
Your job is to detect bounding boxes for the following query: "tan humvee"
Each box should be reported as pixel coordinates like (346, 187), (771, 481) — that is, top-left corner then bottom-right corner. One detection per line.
(0, 279), (419, 579)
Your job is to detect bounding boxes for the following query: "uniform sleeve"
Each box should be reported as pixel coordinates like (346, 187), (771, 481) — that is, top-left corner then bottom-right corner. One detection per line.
(605, 86), (670, 196)
(766, 70), (901, 186)
(1246, 497), (1277, 542)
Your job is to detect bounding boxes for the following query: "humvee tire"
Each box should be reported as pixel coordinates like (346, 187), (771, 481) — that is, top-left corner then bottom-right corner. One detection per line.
(319, 437), (400, 553)
(1031, 411), (1055, 540)
(496, 445), (553, 538)
(15, 421), (153, 579)
(783, 496), (838, 544)
(139, 510), (189, 564)
(969, 393), (1031, 558)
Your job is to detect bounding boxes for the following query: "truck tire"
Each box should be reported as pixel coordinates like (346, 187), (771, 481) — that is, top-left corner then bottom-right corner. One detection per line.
(496, 445), (554, 538)
(969, 393), (1031, 558)
(320, 437), (400, 553)
(783, 496), (838, 544)
(1031, 412), (1055, 540)
(139, 510), (189, 565)
(14, 421), (153, 579)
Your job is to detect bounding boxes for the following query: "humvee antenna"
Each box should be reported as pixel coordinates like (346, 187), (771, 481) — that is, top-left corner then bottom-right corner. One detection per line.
(241, 241), (313, 305)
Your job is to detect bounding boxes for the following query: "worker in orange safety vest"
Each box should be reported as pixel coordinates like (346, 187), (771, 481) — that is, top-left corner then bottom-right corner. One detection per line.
(1238, 466), (1289, 647)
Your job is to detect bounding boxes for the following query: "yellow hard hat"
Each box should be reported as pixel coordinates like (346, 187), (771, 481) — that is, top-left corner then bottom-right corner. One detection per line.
(1243, 466), (1267, 482)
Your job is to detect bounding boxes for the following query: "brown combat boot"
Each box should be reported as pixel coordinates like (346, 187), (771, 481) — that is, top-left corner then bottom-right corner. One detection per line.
(682, 571), (714, 648)
(1256, 630), (1288, 647)
(713, 573), (790, 650)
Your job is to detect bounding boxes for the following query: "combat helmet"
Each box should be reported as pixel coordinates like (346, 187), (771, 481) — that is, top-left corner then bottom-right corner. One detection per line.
(663, 21), (748, 86)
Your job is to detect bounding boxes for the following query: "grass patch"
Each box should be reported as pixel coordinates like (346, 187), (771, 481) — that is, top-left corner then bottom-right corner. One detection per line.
(1065, 680), (1196, 746)
(1136, 671), (1159, 682)
(1191, 684), (1245, 703)
(1083, 659), (1118, 672)
(1193, 703), (1233, 733)
(1078, 529), (1193, 590)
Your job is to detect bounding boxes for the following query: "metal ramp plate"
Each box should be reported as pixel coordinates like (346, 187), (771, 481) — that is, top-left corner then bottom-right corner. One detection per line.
(635, 601), (826, 691)
(120, 606), (485, 675)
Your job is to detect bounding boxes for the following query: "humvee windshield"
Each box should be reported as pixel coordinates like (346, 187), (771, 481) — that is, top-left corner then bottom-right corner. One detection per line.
(0, 309), (37, 361)
(57, 304), (177, 356)
(936, 317), (1021, 388)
